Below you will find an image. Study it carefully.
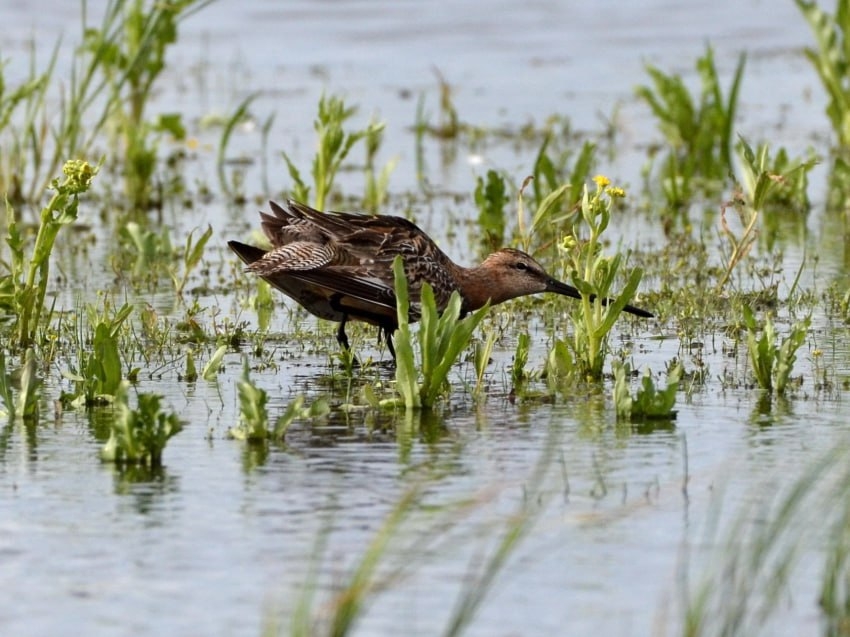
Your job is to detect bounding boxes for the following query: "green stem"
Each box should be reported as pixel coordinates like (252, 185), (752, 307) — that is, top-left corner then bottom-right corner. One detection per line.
(18, 191), (62, 346)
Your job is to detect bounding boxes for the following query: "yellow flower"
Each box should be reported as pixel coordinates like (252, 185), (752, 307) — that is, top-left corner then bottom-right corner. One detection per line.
(608, 186), (626, 198)
(592, 174), (611, 189)
(560, 235), (577, 251)
(61, 159), (97, 195)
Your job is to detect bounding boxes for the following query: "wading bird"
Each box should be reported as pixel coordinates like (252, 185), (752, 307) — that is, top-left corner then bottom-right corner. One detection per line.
(228, 200), (652, 358)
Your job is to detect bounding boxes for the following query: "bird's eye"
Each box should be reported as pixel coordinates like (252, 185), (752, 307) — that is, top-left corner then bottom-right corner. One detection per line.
(514, 262), (529, 271)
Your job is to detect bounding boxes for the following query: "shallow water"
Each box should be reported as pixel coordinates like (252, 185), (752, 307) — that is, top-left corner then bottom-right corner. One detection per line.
(1, 1), (850, 636)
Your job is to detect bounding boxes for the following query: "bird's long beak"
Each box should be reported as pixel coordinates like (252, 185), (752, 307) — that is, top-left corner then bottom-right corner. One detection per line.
(544, 277), (653, 318)
(545, 277), (581, 301)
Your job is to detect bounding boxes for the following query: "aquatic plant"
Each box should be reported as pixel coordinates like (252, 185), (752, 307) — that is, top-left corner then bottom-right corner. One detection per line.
(551, 176), (647, 381)
(0, 50), (54, 204)
(63, 301), (133, 407)
(121, 219), (211, 295)
(820, 488), (850, 635)
(282, 94), (386, 211)
(680, 445), (850, 637)
(636, 45), (745, 207)
(2, 159), (98, 349)
(0, 348), (41, 422)
(514, 139), (597, 255)
(0, 3), (122, 204)
(362, 116), (397, 212)
(172, 224), (213, 295)
(123, 220), (173, 281)
(229, 357), (329, 442)
(413, 68), (462, 140)
(530, 136), (595, 219)
(714, 190), (758, 295)
(392, 257), (490, 409)
(0, 352), (14, 420)
(83, 0), (213, 209)
(510, 331), (531, 390)
(216, 92), (259, 201)
(797, 0), (850, 147)
(442, 428), (555, 637)
(182, 348), (198, 382)
(714, 138), (817, 293)
(612, 360), (681, 421)
(736, 137), (817, 213)
(201, 344), (227, 381)
(743, 307), (810, 396)
(474, 169), (509, 251)
(473, 327), (497, 399)
(230, 356), (269, 442)
(101, 381), (182, 467)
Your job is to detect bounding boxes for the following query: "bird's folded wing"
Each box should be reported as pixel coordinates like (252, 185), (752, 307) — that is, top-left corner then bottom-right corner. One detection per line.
(290, 268), (399, 316)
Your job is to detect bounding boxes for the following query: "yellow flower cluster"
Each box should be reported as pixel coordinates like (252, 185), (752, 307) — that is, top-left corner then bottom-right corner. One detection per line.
(592, 174), (610, 188)
(560, 235), (577, 251)
(61, 159), (97, 194)
(592, 174), (626, 198)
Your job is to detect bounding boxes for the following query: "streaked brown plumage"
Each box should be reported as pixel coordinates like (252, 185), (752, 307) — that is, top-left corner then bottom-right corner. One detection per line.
(228, 200), (652, 358)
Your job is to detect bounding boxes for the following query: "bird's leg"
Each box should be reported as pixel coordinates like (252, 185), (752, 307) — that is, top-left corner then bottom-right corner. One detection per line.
(336, 315), (351, 350)
(383, 326), (396, 362)
(335, 315), (362, 368)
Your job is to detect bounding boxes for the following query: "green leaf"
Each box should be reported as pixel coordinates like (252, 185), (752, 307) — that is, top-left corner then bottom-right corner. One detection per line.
(202, 345), (227, 381)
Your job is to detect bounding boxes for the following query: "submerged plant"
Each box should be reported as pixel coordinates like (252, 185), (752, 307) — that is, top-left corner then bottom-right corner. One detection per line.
(2, 159), (98, 349)
(612, 360), (681, 421)
(743, 307), (810, 396)
(101, 381), (182, 467)
(392, 257), (490, 409)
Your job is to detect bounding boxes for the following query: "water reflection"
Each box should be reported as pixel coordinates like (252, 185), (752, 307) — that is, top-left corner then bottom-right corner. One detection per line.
(111, 464), (180, 516)
(749, 392), (793, 426)
(0, 421), (40, 466)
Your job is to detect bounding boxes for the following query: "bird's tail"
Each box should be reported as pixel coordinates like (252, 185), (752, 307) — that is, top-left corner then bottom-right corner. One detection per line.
(227, 240), (266, 266)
